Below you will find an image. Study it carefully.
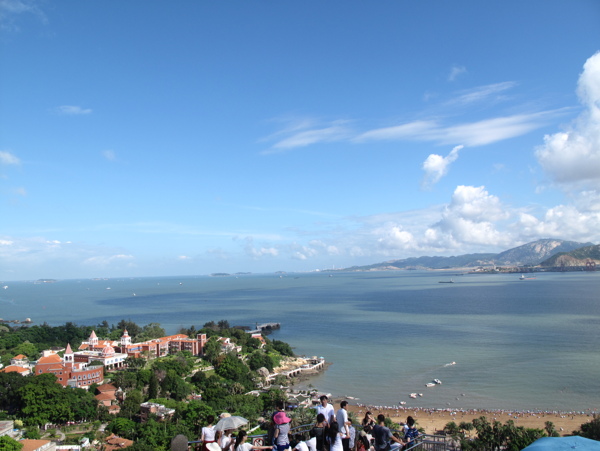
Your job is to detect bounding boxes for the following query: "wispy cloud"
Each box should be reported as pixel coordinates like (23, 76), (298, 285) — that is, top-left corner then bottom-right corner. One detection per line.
(422, 145), (463, 188)
(355, 120), (436, 142)
(356, 110), (566, 147)
(0, 150), (20, 165)
(0, 0), (46, 31)
(445, 82), (518, 106)
(261, 118), (353, 154)
(448, 65), (467, 82)
(102, 150), (116, 161)
(55, 105), (92, 115)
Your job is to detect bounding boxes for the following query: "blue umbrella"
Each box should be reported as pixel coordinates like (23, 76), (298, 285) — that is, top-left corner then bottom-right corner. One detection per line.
(522, 436), (600, 450)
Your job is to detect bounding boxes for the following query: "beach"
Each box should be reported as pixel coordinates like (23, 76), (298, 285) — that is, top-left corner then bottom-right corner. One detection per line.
(344, 403), (596, 436)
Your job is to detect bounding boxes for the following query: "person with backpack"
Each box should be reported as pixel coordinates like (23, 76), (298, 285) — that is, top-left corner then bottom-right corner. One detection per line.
(402, 417), (419, 450)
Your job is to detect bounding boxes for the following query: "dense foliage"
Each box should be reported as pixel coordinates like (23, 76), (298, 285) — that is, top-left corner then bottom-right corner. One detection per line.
(0, 319), (294, 450)
(444, 416), (555, 450)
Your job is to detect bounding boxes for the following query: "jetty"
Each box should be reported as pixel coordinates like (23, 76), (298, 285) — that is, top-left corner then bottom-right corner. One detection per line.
(248, 322), (280, 334)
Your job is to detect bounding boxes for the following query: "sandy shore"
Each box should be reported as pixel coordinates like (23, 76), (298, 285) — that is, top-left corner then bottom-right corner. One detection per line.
(343, 403), (597, 436)
(283, 357), (597, 436)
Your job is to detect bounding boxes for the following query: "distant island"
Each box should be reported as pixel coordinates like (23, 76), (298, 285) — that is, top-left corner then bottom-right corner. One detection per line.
(332, 239), (598, 272)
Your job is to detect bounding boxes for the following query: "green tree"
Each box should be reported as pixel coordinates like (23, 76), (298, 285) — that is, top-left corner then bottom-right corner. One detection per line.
(176, 400), (215, 436)
(202, 337), (221, 364)
(0, 435), (23, 450)
(18, 373), (71, 426)
(271, 340), (294, 357)
(573, 415), (600, 440)
(107, 417), (137, 439)
(120, 389), (144, 419)
(0, 371), (28, 414)
(11, 341), (39, 359)
(139, 323), (166, 341)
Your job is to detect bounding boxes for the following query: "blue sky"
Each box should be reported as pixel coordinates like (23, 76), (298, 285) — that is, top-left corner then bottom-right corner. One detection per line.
(1, 1), (600, 280)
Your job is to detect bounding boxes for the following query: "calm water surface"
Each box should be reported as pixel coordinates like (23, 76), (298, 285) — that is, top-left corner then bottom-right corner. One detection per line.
(2, 271), (599, 412)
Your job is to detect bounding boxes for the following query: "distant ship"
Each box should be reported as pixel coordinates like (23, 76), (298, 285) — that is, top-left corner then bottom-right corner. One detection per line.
(439, 279), (454, 283)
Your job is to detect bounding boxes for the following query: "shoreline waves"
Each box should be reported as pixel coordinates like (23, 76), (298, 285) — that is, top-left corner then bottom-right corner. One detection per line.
(343, 403), (597, 436)
(282, 353), (598, 436)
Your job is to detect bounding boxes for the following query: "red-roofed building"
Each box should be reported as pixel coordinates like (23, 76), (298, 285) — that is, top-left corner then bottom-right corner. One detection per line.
(34, 344), (103, 388)
(103, 433), (134, 450)
(0, 365), (31, 376)
(18, 439), (56, 451)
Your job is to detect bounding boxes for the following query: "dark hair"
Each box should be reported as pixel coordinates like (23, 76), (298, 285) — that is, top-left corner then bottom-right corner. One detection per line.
(316, 413), (325, 423)
(328, 421), (339, 440)
(319, 395), (328, 401)
(340, 401), (347, 408)
(377, 414), (385, 424)
(235, 430), (247, 449)
(406, 416), (415, 427)
(276, 400), (285, 410)
(207, 415), (215, 425)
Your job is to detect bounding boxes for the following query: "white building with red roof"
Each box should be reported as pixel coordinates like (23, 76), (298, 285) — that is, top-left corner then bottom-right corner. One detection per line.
(35, 343), (103, 388)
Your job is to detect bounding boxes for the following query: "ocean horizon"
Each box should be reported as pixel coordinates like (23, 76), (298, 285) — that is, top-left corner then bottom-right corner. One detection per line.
(2, 270), (599, 413)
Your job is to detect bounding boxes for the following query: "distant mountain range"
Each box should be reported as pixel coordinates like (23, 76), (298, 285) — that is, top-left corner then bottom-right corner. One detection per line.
(540, 244), (600, 267)
(340, 239), (596, 271)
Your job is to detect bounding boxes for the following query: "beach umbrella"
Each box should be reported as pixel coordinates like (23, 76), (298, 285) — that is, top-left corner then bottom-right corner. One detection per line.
(522, 436), (600, 450)
(214, 415), (248, 431)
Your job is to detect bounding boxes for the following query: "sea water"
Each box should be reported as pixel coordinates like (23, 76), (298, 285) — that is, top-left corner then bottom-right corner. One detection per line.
(1, 270), (599, 412)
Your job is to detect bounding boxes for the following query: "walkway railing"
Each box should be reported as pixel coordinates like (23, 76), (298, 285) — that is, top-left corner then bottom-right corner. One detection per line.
(180, 424), (456, 451)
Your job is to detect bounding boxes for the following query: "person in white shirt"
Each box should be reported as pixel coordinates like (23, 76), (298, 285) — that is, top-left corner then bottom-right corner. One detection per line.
(336, 401), (350, 451)
(315, 395), (335, 425)
(202, 415), (217, 451)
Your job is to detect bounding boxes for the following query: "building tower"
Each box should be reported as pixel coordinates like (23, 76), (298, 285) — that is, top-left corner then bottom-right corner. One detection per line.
(64, 343), (74, 368)
(89, 330), (99, 347)
(120, 329), (132, 347)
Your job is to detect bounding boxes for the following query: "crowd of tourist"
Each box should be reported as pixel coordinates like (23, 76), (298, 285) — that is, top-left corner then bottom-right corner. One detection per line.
(198, 396), (420, 451)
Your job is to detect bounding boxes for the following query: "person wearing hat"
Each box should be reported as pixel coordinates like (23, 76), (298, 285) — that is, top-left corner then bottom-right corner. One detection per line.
(273, 411), (292, 451)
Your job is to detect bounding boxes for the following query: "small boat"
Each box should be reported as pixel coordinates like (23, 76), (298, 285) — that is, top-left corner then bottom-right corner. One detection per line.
(426, 383), (436, 387)
(434, 379), (442, 384)
(400, 401), (407, 405)
(439, 279), (454, 283)
(409, 393), (417, 398)
(418, 393), (423, 397)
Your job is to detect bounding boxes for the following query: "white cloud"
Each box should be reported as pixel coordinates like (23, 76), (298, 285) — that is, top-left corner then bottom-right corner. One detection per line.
(355, 120), (436, 142)
(535, 51), (600, 189)
(83, 254), (135, 267)
(55, 105), (92, 115)
(448, 65), (467, 82)
(102, 150), (116, 161)
(515, 204), (600, 242)
(375, 224), (418, 251)
(262, 119), (352, 153)
(447, 82), (517, 105)
(0, 0), (46, 30)
(355, 111), (561, 147)
(423, 185), (510, 249)
(243, 237), (279, 258)
(422, 145), (463, 188)
(0, 150), (20, 165)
